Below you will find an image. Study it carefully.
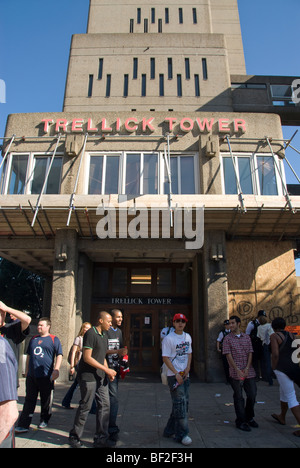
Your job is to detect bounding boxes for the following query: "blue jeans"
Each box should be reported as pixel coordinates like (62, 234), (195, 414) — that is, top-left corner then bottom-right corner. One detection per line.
(108, 375), (119, 434)
(164, 376), (190, 442)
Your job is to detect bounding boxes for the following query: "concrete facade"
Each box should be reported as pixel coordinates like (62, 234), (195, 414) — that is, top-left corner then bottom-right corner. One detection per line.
(1, 0), (300, 382)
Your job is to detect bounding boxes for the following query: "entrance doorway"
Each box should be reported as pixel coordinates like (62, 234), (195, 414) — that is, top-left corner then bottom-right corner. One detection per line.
(124, 310), (158, 372)
(91, 262), (193, 374)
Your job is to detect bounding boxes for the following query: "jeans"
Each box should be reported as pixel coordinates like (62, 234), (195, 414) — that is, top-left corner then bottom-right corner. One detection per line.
(108, 375), (119, 434)
(164, 376), (190, 442)
(70, 375), (110, 443)
(230, 377), (257, 427)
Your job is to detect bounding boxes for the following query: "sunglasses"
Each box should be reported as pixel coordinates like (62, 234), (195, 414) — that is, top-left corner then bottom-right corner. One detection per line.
(175, 319), (186, 323)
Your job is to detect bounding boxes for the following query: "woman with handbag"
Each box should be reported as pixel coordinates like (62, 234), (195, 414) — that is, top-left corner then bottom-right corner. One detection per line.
(62, 322), (91, 409)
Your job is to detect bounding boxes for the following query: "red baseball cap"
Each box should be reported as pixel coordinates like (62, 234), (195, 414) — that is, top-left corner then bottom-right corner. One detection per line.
(173, 313), (188, 323)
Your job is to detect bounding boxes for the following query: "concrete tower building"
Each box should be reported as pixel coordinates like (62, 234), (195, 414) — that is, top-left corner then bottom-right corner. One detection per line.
(1, 0), (300, 381)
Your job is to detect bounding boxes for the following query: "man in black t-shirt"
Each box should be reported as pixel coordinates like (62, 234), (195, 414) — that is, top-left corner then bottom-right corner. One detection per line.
(69, 311), (117, 449)
(107, 309), (127, 441)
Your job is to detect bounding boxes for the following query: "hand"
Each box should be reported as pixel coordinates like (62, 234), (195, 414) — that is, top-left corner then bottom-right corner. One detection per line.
(118, 348), (128, 357)
(70, 367), (75, 376)
(176, 373), (184, 386)
(237, 369), (245, 381)
(107, 368), (117, 382)
(51, 370), (60, 382)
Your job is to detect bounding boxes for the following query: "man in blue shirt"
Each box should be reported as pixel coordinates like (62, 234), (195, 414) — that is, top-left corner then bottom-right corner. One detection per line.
(15, 318), (63, 433)
(0, 336), (19, 448)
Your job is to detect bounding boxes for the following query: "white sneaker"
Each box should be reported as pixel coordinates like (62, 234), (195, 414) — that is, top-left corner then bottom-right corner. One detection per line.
(181, 435), (192, 446)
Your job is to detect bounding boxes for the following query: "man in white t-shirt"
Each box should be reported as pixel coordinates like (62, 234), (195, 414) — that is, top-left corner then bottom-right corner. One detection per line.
(162, 313), (192, 446)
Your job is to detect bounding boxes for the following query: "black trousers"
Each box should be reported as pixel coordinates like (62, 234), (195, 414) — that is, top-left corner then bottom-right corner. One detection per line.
(230, 377), (257, 427)
(18, 375), (54, 429)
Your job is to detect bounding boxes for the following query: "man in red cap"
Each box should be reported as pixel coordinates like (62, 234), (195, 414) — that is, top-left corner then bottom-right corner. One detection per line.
(162, 313), (192, 446)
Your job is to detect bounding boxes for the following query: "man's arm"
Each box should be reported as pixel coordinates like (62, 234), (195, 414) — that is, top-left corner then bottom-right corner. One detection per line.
(0, 301), (31, 332)
(83, 348), (116, 381)
(0, 400), (19, 445)
(226, 353), (245, 380)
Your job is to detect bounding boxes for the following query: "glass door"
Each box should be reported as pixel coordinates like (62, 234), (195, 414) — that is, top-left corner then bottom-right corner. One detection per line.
(127, 311), (158, 372)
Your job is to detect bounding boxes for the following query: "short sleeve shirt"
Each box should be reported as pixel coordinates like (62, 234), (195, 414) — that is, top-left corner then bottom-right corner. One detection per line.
(78, 327), (108, 381)
(162, 331), (192, 377)
(107, 327), (123, 370)
(27, 334), (63, 378)
(0, 319), (30, 362)
(0, 336), (18, 403)
(222, 333), (256, 380)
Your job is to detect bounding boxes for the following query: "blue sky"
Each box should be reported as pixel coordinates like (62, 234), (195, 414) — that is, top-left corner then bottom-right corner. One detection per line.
(0, 0), (299, 273)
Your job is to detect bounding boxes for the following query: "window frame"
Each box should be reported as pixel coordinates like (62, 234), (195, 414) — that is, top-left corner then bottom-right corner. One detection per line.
(220, 152), (286, 197)
(1, 152), (63, 195)
(86, 151), (199, 196)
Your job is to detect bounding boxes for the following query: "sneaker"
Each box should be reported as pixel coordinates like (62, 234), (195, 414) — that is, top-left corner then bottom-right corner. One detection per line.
(237, 422), (251, 432)
(181, 435), (192, 446)
(93, 438), (116, 448)
(38, 421), (48, 429)
(248, 419), (259, 429)
(15, 427), (29, 434)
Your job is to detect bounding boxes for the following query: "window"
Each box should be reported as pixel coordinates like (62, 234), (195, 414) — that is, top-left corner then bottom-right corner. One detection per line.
(125, 153), (158, 195)
(164, 155), (196, 195)
(168, 58), (173, 80)
(177, 74), (182, 97)
(98, 59), (103, 80)
(179, 8), (183, 24)
(2, 153), (63, 195)
(89, 154), (120, 195)
(88, 74), (93, 97)
(150, 58), (155, 79)
(202, 58), (208, 81)
(123, 74), (129, 97)
(221, 153), (285, 196)
(105, 75), (111, 97)
(194, 74), (200, 97)
(165, 8), (169, 24)
(141, 74), (146, 97)
(87, 152), (198, 195)
(137, 8), (141, 24)
(151, 8), (155, 23)
(185, 58), (190, 80)
(130, 19), (134, 33)
(271, 84), (295, 106)
(159, 74), (164, 96)
(144, 18), (148, 33)
(31, 156), (62, 195)
(133, 58), (138, 79)
(192, 8), (197, 24)
(158, 18), (162, 33)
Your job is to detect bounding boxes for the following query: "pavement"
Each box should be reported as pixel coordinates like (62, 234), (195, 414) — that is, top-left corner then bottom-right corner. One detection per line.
(15, 375), (300, 449)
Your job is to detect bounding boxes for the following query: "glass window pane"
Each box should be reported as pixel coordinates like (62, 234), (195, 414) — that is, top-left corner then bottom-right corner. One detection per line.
(89, 156), (104, 194)
(180, 157), (195, 194)
(8, 155), (28, 194)
(257, 156), (278, 195)
(126, 153), (140, 195)
(223, 157), (238, 194)
(157, 268), (172, 294)
(143, 153), (158, 194)
(93, 267), (109, 296)
(165, 157), (178, 194)
(105, 156), (119, 194)
(31, 157), (62, 195)
(238, 157), (253, 195)
(176, 268), (191, 295)
(112, 268), (127, 294)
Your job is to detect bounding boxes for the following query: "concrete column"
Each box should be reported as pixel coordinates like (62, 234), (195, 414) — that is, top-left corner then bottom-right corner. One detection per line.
(50, 229), (78, 381)
(203, 230), (229, 382)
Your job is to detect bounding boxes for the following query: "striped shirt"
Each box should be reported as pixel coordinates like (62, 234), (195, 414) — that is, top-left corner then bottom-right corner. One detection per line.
(222, 332), (256, 380)
(0, 337), (18, 403)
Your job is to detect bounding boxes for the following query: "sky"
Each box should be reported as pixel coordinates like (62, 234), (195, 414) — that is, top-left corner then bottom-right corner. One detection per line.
(0, 0), (299, 273)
